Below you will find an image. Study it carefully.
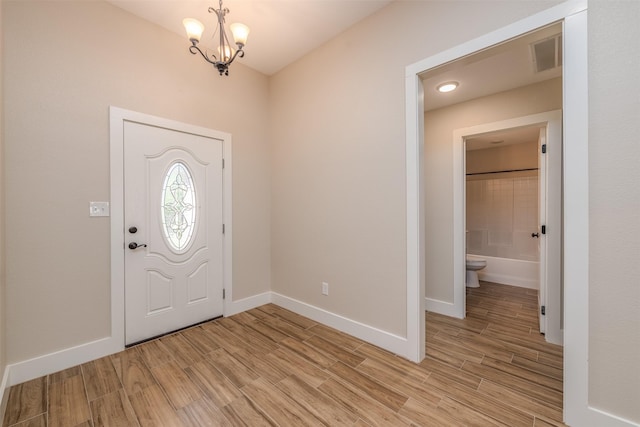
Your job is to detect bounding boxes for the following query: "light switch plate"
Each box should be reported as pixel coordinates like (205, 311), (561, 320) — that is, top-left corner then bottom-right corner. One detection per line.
(89, 201), (110, 217)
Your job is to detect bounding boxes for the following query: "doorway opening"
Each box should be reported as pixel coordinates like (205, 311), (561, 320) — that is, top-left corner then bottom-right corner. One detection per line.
(457, 113), (563, 346)
(404, 2), (588, 423)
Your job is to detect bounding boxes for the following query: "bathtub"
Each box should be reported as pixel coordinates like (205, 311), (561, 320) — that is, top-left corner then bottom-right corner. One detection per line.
(467, 254), (539, 289)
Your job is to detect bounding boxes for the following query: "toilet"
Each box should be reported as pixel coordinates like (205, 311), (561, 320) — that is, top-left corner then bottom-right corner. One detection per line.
(466, 256), (487, 288)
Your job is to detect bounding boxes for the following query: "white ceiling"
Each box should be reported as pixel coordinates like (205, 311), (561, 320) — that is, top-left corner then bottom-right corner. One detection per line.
(466, 125), (542, 151)
(107, 0), (392, 76)
(108, 1), (562, 113)
(422, 23), (562, 111)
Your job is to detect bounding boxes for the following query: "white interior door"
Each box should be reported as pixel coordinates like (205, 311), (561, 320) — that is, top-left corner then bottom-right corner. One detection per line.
(539, 117), (563, 345)
(538, 127), (547, 334)
(124, 121), (224, 345)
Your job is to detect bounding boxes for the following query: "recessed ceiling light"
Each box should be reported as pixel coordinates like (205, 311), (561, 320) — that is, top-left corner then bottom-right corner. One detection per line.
(436, 81), (459, 93)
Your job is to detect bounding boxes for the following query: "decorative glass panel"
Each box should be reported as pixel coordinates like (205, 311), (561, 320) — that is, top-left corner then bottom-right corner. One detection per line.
(161, 162), (196, 251)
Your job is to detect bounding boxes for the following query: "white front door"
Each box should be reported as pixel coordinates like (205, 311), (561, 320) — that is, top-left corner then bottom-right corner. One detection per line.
(124, 121), (224, 345)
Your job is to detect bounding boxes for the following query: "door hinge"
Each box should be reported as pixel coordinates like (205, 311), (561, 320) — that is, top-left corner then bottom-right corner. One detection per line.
(541, 305), (546, 315)
(222, 224), (225, 234)
(222, 158), (225, 169)
(541, 225), (546, 234)
(223, 289), (226, 299)
(541, 144), (547, 154)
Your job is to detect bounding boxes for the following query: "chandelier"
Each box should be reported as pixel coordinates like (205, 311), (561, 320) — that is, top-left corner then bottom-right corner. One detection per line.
(183, 0), (249, 76)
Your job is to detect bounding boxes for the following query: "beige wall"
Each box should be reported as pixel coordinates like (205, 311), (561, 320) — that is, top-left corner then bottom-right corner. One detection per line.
(424, 78), (562, 302)
(588, 0), (640, 422)
(2, 1), (271, 363)
(269, 1), (559, 338)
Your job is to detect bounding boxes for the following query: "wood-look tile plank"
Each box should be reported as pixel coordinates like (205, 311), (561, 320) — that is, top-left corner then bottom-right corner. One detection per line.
(265, 348), (330, 388)
(423, 375), (534, 427)
(228, 310), (259, 326)
(426, 333), (486, 363)
(462, 360), (563, 407)
(90, 389), (139, 427)
(151, 360), (202, 409)
(482, 356), (563, 391)
(49, 366), (82, 384)
(355, 357), (442, 408)
(512, 355), (563, 380)
(426, 311), (488, 334)
(240, 377), (323, 427)
(420, 356), (483, 391)
(221, 396), (277, 427)
(328, 362), (408, 412)
(82, 356), (122, 401)
(181, 325), (222, 355)
(207, 348), (260, 388)
(201, 322), (250, 354)
(425, 342), (468, 368)
(48, 375), (91, 427)
(184, 359), (243, 407)
(159, 333), (203, 369)
(136, 339), (174, 369)
(318, 378), (414, 427)
(6, 413), (47, 427)
(275, 375), (358, 425)
(229, 348), (290, 385)
(110, 347), (157, 396)
(397, 397), (461, 427)
(278, 337), (337, 369)
(177, 397), (233, 427)
(271, 307), (317, 329)
(128, 384), (184, 427)
(216, 318), (279, 353)
(242, 320), (289, 343)
(3, 377), (46, 426)
(308, 323), (365, 351)
(304, 335), (365, 367)
(259, 313), (314, 341)
(478, 379), (564, 423)
(355, 343), (431, 381)
(437, 395), (508, 426)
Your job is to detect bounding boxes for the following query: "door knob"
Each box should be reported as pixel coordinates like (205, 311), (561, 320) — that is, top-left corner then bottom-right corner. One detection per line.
(129, 242), (147, 250)
(531, 232), (540, 238)
(129, 226), (138, 234)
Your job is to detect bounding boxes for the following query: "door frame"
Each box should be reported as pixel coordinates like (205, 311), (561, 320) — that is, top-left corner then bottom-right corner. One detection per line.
(404, 0), (596, 424)
(451, 111), (562, 345)
(109, 107), (233, 348)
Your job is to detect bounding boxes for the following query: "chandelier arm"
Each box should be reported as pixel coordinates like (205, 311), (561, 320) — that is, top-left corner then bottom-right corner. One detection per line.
(188, 44), (218, 65)
(224, 48), (244, 67)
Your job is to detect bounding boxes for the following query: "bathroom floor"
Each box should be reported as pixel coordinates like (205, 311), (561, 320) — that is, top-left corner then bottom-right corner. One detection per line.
(4, 281), (564, 426)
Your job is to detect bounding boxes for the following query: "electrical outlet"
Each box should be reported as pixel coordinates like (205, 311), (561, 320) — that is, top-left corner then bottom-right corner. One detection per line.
(322, 282), (329, 296)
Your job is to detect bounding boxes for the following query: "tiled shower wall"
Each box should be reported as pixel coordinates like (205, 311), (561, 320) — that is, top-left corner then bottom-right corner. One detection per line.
(466, 173), (539, 261)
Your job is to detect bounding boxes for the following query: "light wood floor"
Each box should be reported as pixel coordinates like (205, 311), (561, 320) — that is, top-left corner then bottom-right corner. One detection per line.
(3, 282), (565, 427)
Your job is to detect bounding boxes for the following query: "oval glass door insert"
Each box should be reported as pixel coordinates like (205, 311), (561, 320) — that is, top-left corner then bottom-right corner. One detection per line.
(161, 162), (197, 251)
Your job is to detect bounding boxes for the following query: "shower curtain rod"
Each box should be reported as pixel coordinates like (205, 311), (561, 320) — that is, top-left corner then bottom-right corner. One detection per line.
(466, 167), (539, 176)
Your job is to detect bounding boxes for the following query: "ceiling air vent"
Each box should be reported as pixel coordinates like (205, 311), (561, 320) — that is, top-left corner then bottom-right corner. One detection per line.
(531, 34), (562, 73)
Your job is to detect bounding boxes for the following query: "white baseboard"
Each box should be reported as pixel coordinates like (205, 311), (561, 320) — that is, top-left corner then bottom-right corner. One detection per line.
(271, 292), (408, 358)
(225, 292), (272, 316)
(425, 297), (464, 319)
(479, 272), (538, 289)
(8, 336), (122, 387)
(0, 365), (11, 425)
